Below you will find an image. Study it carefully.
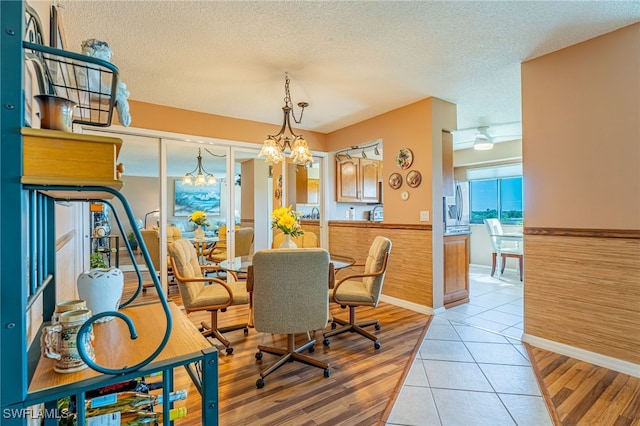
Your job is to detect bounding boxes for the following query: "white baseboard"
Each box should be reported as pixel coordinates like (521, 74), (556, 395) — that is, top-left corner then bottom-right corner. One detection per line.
(379, 295), (435, 315)
(522, 333), (640, 378)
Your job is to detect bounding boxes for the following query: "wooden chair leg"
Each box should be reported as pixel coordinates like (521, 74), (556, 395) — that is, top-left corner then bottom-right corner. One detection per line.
(501, 254), (507, 274)
(519, 256), (524, 281)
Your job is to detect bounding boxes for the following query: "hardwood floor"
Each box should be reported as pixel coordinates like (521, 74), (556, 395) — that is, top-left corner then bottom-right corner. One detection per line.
(120, 265), (431, 425)
(527, 345), (640, 426)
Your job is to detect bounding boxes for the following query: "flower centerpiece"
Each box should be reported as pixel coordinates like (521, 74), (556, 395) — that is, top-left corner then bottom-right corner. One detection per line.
(189, 210), (210, 240)
(271, 206), (304, 248)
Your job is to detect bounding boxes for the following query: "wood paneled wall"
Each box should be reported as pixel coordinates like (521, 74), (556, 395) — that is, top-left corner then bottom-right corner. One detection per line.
(329, 221), (432, 307)
(524, 231), (640, 364)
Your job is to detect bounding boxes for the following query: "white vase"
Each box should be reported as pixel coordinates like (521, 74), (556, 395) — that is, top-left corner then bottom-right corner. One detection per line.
(194, 225), (205, 240)
(77, 267), (124, 323)
(279, 234), (297, 249)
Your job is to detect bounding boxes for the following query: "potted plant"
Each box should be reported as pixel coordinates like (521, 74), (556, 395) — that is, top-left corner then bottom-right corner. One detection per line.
(89, 253), (108, 269)
(127, 230), (138, 251)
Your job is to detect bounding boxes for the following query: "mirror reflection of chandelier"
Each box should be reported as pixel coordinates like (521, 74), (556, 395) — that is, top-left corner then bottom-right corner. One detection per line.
(182, 148), (217, 186)
(259, 73), (313, 164)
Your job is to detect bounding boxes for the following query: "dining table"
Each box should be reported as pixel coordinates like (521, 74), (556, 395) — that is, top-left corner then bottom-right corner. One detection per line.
(218, 253), (356, 274)
(189, 236), (219, 264)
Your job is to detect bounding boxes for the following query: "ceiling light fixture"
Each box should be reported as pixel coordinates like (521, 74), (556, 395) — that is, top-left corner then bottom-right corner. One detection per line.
(182, 148), (217, 186)
(473, 126), (494, 151)
(336, 142), (381, 160)
(259, 73), (312, 164)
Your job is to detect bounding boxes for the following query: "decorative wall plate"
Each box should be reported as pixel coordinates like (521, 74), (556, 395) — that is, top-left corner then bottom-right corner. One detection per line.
(401, 191), (410, 201)
(388, 172), (402, 189)
(396, 148), (413, 170)
(406, 170), (422, 188)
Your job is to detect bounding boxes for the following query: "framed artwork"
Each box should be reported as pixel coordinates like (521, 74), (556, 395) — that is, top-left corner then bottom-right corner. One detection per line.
(396, 148), (413, 170)
(174, 181), (221, 216)
(388, 172), (402, 189)
(406, 170), (422, 188)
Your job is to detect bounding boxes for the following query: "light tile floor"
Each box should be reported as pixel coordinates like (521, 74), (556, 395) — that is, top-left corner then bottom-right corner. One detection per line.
(387, 265), (553, 426)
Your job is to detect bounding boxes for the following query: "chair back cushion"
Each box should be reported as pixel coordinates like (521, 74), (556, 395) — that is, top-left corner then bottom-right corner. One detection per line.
(235, 227), (254, 256)
(140, 230), (160, 270)
(363, 236), (392, 304)
(252, 248), (330, 334)
(168, 239), (205, 308)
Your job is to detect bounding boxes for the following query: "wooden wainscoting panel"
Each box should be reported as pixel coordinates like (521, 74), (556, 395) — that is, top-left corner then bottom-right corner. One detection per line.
(328, 223), (432, 307)
(524, 234), (640, 364)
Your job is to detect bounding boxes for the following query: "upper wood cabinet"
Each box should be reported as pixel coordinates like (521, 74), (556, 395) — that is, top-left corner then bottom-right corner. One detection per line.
(336, 158), (380, 203)
(295, 165), (320, 204)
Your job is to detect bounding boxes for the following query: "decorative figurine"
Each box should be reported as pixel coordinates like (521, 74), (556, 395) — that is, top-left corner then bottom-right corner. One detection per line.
(80, 38), (132, 127)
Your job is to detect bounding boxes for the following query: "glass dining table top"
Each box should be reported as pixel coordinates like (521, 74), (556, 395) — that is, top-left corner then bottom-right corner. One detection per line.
(219, 253), (356, 273)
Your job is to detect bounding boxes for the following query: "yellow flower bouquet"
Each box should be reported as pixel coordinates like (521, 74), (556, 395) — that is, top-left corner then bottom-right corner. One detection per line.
(189, 210), (210, 227)
(271, 206), (304, 237)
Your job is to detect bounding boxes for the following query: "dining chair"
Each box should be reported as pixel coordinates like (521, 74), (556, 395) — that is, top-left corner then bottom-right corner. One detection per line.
(168, 239), (250, 354)
(140, 229), (177, 294)
(484, 218), (523, 280)
(207, 226), (252, 264)
(322, 236), (391, 350)
(248, 248), (333, 388)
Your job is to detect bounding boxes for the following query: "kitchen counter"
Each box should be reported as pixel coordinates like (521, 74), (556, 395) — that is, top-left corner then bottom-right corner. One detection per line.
(444, 230), (472, 236)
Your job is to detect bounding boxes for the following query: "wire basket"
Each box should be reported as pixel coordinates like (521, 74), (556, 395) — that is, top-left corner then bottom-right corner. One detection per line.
(24, 41), (119, 127)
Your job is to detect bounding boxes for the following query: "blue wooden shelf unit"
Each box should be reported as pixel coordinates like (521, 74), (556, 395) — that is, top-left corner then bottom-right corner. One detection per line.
(0, 2), (218, 424)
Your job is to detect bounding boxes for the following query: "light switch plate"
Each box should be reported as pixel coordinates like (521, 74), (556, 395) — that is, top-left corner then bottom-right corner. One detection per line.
(420, 210), (429, 222)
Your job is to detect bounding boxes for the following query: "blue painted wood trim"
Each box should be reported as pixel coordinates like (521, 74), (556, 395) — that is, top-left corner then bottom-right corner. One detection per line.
(0, 0), (29, 414)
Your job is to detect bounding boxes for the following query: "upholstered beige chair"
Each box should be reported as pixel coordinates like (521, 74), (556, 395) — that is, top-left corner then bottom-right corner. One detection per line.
(168, 239), (250, 354)
(322, 236), (392, 350)
(140, 229), (177, 294)
(484, 218), (523, 281)
(248, 248), (333, 388)
(207, 226), (254, 264)
(272, 231), (319, 248)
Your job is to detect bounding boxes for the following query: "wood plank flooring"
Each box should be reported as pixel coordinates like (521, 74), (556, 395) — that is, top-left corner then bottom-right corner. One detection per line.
(120, 266), (431, 425)
(527, 345), (640, 426)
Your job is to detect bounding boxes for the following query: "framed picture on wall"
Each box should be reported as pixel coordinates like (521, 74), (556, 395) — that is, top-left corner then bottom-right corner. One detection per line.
(174, 181), (221, 216)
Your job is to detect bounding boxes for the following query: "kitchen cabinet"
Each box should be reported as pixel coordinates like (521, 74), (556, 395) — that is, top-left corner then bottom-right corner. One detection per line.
(443, 233), (470, 308)
(295, 165), (320, 204)
(336, 158), (380, 203)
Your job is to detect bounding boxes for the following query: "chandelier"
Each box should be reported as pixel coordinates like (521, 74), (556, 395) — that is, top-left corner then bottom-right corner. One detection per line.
(182, 148), (217, 186)
(259, 73), (313, 164)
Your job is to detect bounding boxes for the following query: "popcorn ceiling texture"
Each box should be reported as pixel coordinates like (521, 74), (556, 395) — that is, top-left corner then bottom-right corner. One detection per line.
(61, 1), (638, 139)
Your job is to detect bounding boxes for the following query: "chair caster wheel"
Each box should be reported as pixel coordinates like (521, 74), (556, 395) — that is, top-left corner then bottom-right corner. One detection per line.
(255, 352), (262, 360)
(244, 327), (249, 336)
(331, 322), (337, 330)
(309, 345), (315, 353)
(256, 378), (264, 389)
(374, 341), (381, 350)
(324, 369), (330, 378)
(323, 338), (330, 346)
(226, 346), (234, 355)
(375, 324), (381, 331)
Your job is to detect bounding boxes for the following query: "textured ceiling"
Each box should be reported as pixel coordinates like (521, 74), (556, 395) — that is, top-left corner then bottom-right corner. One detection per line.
(58, 1), (639, 148)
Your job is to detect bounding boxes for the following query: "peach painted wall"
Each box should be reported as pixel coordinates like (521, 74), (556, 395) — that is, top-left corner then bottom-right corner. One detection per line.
(522, 23), (640, 230)
(124, 100), (327, 151)
(326, 98), (457, 224)
(522, 24), (640, 367)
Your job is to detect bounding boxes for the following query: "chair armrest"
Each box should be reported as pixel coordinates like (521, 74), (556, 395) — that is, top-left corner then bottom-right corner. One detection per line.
(328, 263), (335, 289)
(332, 253), (389, 294)
(246, 265), (254, 292)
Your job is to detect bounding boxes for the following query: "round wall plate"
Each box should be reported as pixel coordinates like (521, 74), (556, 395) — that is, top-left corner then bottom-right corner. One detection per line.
(401, 191), (410, 201)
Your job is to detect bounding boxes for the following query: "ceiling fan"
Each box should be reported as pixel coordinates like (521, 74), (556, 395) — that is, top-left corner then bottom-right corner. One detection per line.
(452, 123), (522, 150)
